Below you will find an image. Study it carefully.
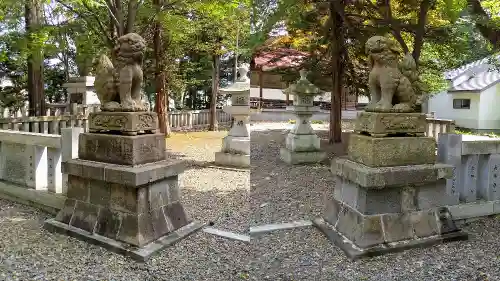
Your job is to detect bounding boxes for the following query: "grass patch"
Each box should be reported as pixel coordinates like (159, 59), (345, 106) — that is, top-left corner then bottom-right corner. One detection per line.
(454, 128), (500, 138)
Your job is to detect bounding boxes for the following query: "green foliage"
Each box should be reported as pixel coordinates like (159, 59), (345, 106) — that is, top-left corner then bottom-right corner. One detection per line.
(0, 0), (252, 112)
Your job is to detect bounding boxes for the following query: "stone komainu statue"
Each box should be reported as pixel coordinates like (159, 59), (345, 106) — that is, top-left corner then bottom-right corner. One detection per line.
(364, 36), (423, 113)
(94, 33), (147, 112)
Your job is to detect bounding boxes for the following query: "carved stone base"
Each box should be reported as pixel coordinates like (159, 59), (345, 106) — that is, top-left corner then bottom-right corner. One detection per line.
(45, 158), (200, 260)
(332, 157), (453, 189)
(78, 133), (166, 165)
(89, 111), (158, 135)
(354, 112), (427, 137)
(315, 157), (467, 260)
(348, 133), (436, 167)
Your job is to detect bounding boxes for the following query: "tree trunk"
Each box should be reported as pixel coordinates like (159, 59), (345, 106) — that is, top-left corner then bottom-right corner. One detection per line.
(153, 0), (168, 136)
(329, 0), (345, 144)
(412, 0), (431, 65)
(164, 84), (171, 137)
(25, 0), (45, 117)
(209, 54), (220, 131)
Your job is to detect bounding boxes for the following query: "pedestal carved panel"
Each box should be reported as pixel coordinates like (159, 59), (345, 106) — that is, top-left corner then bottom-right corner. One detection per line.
(354, 112), (427, 137)
(89, 111), (158, 135)
(78, 133), (166, 166)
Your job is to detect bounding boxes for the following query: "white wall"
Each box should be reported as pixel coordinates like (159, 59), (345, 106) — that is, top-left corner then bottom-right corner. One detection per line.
(478, 84), (500, 130)
(428, 91), (480, 129)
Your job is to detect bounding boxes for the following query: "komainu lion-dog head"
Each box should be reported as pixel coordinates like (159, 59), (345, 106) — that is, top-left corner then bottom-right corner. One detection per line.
(113, 33), (146, 66)
(365, 36), (401, 68)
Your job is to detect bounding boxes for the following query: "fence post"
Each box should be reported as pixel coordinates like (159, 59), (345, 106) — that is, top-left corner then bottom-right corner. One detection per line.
(47, 146), (63, 193)
(25, 144), (48, 190)
(188, 111), (194, 129)
(61, 127), (83, 193)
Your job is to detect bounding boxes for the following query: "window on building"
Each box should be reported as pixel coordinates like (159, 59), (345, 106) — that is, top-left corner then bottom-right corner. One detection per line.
(453, 98), (471, 109)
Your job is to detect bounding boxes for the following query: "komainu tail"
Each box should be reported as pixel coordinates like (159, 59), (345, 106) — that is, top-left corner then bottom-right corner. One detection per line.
(399, 53), (425, 103)
(93, 54), (117, 104)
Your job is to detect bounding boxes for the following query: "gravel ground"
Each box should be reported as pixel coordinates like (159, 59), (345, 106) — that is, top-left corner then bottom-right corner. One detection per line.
(250, 218), (500, 281)
(0, 199), (251, 281)
(250, 123), (336, 225)
(167, 130), (250, 233)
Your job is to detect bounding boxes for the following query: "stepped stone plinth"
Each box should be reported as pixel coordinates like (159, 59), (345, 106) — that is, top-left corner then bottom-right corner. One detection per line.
(44, 33), (202, 262)
(314, 112), (468, 260)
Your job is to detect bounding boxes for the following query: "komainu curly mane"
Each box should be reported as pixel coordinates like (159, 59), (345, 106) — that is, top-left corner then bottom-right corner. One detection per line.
(93, 33), (147, 112)
(364, 36), (422, 113)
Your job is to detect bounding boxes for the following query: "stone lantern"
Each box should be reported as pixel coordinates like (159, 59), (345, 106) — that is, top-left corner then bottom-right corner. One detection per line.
(214, 64), (251, 168)
(280, 69), (326, 164)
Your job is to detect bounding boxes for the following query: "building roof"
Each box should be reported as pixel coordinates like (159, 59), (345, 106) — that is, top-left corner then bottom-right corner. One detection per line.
(252, 48), (309, 72)
(445, 55), (500, 92)
(449, 70), (500, 92)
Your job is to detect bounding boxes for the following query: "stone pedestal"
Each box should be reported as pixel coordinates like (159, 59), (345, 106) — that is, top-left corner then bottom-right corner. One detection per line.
(279, 70), (326, 164)
(214, 65), (251, 168)
(44, 112), (202, 261)
(314, 112), (467, 260)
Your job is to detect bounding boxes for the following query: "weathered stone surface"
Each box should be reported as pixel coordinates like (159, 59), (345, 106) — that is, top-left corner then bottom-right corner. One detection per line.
(324, 197), (341, 227)
(88, 111), (158, 135)
(320, 199), (465, 251)
(70, 201), (99, 232)
(355, 215), (384, 248)
(410, 210), (439, 238)
(348, 133), (436, 167)
(165, 202), (189, 229)
(332, 157), (453, 189)
(51, 169), (191, 248)
(55, 198), (76, 224)
(334, 176), (402, 214)
(62, 159), (186, 187)
(335, 204), (361, 242)
(280, 147), (326, 165)
(417, 179), (450, 209)
(66, 175), (89, 201)
(214, 152), (250, 168)
(354, 112), (426, 136)
(79, 133), (166, 165)
(94, 208), (121, 239)
(381, 213), (413, 242)
(285, 133), (321, 152)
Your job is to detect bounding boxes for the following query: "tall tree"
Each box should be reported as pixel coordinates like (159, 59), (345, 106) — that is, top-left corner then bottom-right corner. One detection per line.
(25, 0), (45, 116)
(153, 0), (170, 136)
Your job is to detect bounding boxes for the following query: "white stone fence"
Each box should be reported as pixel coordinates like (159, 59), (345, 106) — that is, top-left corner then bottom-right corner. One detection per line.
(438, 133), (500, 220)
(0, 103), (232, 134)
(0, 127), (81, 214)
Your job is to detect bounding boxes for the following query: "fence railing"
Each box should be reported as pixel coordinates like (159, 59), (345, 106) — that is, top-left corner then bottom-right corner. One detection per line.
(426, 118), (455, 141)
(0, 127), (81, 213)
(0, 104), (232, 135)
(437, 133), (500, 220)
